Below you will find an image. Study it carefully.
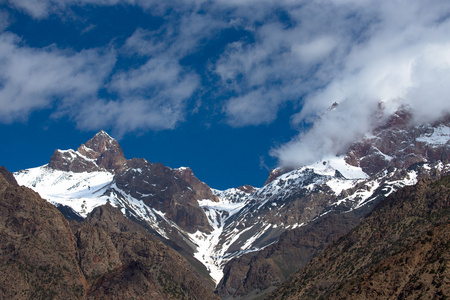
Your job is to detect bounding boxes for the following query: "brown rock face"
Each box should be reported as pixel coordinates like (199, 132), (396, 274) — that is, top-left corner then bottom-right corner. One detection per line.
(0, 165), (18, 186)
(0, 169), (87, 299)
(264, 168), (291, 186)
(115, 159), (213, 233)
(174, 167), (219, 202)
(271, 176), (450, 299)
(237, 185), (256, 194)
(78, 130), (127, 171)
(77, 204), (219, 300)
(49, 130), (127, 173)
(346, 110), (450, 176)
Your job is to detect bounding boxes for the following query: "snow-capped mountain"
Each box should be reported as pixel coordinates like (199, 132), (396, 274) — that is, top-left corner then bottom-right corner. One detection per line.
(14, 111), (450, 285)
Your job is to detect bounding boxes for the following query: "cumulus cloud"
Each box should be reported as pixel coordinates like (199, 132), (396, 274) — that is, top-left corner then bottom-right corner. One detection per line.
(213, 1), (361, 127)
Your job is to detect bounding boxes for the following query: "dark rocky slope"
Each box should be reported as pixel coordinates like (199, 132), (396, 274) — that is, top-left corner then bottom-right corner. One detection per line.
(79, 204), (218, 300)
(0, 167), (218, 299)
(270, 176), (450, 299)
(0, 167), (86, 299)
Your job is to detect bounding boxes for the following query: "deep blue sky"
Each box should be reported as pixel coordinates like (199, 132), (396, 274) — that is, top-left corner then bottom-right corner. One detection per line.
(1, 1), (449, 189)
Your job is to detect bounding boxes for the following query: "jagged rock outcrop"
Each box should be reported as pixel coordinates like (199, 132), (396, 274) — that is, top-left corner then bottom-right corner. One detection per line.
(270, 176), (450, 299)
(0, 165), (18, 186)
(174, 167), (219, 202)
(264, 168), (290, 186)
(115, 159), (213, 233)
(49, 131), (127, 173)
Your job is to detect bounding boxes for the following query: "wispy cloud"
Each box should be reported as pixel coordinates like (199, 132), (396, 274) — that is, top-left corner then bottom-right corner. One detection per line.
(0, 32), (115, 123)
(0, 10), (10, 31)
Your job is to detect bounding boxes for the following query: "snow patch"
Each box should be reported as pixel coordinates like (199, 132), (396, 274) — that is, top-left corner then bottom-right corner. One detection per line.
(416, 125), (450, 146)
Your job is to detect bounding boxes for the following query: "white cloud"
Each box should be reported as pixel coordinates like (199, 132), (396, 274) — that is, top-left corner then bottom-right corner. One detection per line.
(102, 55), (200, 134)
(224, 90), (282, 127)
(7, 0), (122, 19)
(74, 98), (185, 136)
(0, 32), (115, 123)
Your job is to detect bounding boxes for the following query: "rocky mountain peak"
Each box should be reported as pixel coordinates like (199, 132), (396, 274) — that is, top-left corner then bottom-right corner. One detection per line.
(78, 130), (117, 158)
(264, 167), (291, 186)
(48, 130), (127, 173)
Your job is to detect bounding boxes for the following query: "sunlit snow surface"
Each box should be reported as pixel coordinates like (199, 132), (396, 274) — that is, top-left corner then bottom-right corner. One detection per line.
(15, 165), (114, 216)
(416, 125), (450, 146)
(189, 196), (248, 284)
(14, 165), (170, 238)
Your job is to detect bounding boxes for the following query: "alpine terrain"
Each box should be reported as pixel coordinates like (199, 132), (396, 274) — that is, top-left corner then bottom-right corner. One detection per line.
(8, 107), (450, 299)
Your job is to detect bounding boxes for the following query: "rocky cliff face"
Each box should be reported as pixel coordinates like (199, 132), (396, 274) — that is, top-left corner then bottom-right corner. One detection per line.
(346, 108), (450, 175)
(78, 204), (218, 300)
(0, 167), (218, 299)
(114, 159), (212, 233)
(48, 130), (127, 173)
(216, 213), (361, 299)
(270, 176), (450, 299)
(0, 168), (87, 299)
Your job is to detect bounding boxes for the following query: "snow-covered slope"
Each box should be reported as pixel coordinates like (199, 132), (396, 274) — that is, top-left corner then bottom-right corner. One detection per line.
(15, 166), (113, 217)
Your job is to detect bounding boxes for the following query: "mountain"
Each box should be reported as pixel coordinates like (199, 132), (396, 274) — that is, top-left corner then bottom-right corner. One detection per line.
(0, 167), (218, 299)
(270, 175), (450, 299)
(13, 108), (450, 296)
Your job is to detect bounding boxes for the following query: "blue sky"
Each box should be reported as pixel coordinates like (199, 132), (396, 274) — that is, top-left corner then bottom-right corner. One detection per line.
(1, 0), (450, 189)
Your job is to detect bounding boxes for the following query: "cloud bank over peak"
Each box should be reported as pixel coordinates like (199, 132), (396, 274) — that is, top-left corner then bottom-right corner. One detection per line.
(269, 0), (450, 168)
